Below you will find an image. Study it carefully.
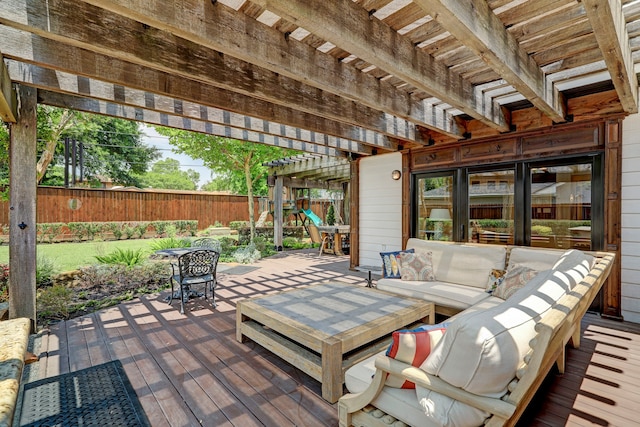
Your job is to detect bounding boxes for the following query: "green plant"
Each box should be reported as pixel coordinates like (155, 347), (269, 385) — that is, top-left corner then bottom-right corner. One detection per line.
(233, 243), (262, 264)
(36, 256), (58, 288)
(326, 205), (336, 226)
(282, 237), (310, 250)
(107, 222), (124, 240)
(0, 263), (8, 302)
(94, 248), (147, 267)
(213, 221), (223, 228)
(149, 237), (192, 251)
(134, 222), (150, 239)
(122, 224), (136, 239)
(229, 221), (248, 230)
(152, 221), (171, 237)
(84, 223), (104, 240)
(531, 225), (553, 236)
(165, 224), (178, 238)
(68, 222), (88, 241)
(37, 284), (73, 320)
(175, 220), (198, 236)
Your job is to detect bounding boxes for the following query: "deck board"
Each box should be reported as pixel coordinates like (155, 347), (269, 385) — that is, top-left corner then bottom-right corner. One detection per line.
(21, 249), (640, 426)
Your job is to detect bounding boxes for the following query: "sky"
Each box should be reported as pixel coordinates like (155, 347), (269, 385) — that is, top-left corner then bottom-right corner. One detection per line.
(139, 124), (212, 188)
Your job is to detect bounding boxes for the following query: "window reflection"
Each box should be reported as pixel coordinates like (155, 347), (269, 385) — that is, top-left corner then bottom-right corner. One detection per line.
(468, 170), (515, 245)
(417, 176), (453, 241)
(531, 164), (591, 250)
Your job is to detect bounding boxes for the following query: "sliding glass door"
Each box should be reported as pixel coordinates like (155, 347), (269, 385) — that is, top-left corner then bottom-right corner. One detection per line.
(414, 174), (454, 241)
(468, 170), (515, 245)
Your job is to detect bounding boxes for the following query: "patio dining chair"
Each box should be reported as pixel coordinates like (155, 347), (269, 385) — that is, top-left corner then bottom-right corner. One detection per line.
(169, 249), (220, 314)
(192, 237), (222, 252)
(308, 224), (331, 256)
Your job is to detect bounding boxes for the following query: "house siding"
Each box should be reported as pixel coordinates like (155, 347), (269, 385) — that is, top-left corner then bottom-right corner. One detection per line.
(358, 153), (403, 268)
(622, 113), (640, 323)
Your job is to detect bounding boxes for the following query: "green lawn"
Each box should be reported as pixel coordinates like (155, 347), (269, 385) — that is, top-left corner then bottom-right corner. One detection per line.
(0, 239), (167, 272)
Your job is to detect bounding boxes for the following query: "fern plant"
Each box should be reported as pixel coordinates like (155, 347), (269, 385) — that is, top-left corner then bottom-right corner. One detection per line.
(94, 248), (147, 267)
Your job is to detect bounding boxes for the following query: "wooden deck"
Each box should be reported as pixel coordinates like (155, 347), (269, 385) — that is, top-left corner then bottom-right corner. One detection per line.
(19, 250), (640, 426)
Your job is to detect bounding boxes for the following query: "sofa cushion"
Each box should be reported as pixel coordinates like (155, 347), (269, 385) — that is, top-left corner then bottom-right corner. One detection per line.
(507, 247), (563, 272)
(416, 385), (489, 427)
(385, 324), (447, 389)
(421, 268), (568, 397)
(406, 239), (507, 288)
(380, 249), (414, 278)
(486, 268), (507, 293)
(551, 249), (594, 289)
(492, 265), (541, 300)
(398, 251), (436, 281)
(345, 353), (482, 427)
(376, 279), (492, 311)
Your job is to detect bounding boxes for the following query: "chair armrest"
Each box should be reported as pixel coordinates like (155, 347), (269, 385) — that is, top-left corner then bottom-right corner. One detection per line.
(374, 356), (516, 419)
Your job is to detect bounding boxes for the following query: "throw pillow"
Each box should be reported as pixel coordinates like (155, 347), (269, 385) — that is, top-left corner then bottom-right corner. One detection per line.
(492, 264), (539, 299)
(385, 323), (447, 389)
(485, 269), (507, 293)
(380, 249), (414, 278)
(398, 251), (436, 281)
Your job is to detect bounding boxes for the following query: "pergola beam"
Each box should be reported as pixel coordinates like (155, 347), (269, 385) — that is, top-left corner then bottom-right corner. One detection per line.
(8, 61), (375, 156)
(0, 6), (428, 145)
(1, 0), (462, 140)
(254, 0), (509, 132)
(0, 32), (397, 151)
(37, 90), (358, 157)
(583, 0), (638, 113)
(413, 0), (567, 123)
(0, 54), (16, 123)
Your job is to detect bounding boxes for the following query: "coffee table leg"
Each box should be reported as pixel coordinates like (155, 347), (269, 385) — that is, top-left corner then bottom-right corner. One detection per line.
(236, 303), (248, 343)
(322, 337), (343, 403)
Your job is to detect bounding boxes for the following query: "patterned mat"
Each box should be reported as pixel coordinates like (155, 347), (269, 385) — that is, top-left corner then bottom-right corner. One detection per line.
(18, 360), (150, 427)
(219, 265), (261, 275)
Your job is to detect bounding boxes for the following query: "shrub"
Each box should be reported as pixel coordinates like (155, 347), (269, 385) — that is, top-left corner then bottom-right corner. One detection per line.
(0, 263), (8, 302)
(37, 284), (73, 320)
(165, 224), (178, 238)
(229, 221), (249, 230)
(95, 248), (147, 267)
(326, 205), (336, 226)
(152, 221), (172, 237)
(68, 222), (88, 241)
(84, 223), (104, 240)
(175, 220), (198, 236)
(149, 237), (192, 251)
(233, 243), (262, 264)
(122, 224), (137, 239)
(282, 237), (310, 250)
(37, 223), (64, 244)
(134, 222), (150, 239)
(36, 256), (58, 288)
(531, 225), (553, 236)
(107, 222), (124, 240)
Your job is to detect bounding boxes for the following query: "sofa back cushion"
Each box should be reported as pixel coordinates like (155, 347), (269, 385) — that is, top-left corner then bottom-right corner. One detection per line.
(552, 249), (594, 289)
(406, 239), (506, 288)
(507, 247), (563, 271)
(421, 268), (569, 397)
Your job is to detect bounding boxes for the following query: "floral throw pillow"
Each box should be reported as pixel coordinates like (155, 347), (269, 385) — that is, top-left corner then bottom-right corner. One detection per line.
(398, 251), (436, 281)
(493, 265), (539, 300)
(380, 249), (415, 278)
(385, 323), (447, 389)
(486, 269), (507, 294)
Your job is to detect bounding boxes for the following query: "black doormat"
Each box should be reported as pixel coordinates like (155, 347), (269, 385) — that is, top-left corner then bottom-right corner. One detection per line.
(18, 360), (150, 427)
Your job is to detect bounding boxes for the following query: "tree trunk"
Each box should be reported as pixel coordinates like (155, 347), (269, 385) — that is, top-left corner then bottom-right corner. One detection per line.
(35, 109), (75, 183)
(244, 152), (255, 242)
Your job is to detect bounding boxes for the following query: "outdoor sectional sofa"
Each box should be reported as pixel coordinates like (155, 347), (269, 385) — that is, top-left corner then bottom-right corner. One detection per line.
(338, 239), (615, 427)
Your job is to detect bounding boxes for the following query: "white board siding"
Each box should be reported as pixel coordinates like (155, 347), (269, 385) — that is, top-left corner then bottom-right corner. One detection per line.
(622, 113), (640, 323)
(358, 152), (402, 268)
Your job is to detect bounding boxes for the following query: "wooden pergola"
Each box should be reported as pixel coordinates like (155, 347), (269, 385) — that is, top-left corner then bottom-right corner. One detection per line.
(1, 0), (638, 324)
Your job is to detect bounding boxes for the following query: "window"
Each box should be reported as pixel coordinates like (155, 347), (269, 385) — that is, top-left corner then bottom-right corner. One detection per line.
(411, 155), (602, 250)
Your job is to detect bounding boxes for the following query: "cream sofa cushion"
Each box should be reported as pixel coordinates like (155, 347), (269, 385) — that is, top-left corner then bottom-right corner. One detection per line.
(376, 279), (492, 311)
(406, 239), (506, 288)
(345, 353), (487, 427)
(415, 386), (488, 427)
(507, 247), (563, 271)
(551, 249), (594, 289)
(421, 268), (565, 397)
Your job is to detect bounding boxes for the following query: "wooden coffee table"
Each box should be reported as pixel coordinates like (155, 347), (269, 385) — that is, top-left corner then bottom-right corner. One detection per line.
(236, 281), (434, 403)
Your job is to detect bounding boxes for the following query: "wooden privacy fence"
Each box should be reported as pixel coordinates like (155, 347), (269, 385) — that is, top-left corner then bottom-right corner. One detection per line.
(0, 186), (260, 229)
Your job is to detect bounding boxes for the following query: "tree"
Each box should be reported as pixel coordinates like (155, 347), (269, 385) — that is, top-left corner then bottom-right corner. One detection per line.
(138, 158), (200, 190)
(154, 127), (298, 241)
(2, 107), (160, 189)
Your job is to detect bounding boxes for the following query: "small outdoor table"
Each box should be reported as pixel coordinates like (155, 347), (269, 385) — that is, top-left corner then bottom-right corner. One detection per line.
(236, 281), (434, 403)
(317, 225), (350, 256)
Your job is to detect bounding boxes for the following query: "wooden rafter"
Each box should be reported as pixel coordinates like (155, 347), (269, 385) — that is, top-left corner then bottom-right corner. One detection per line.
(253, 0), (509, 132)
(37, 90), (353, 157)
(0, 33), (396, 151)
(54, 0), (463, 139)
(0, 0), (427, 144)
(0, 53), (16, 123)
(413, 0), (567, 123)
(583, 0), (638, 113)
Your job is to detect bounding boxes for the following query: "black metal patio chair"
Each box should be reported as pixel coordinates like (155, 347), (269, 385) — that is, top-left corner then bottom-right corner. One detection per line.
(169, 249), (220, 314)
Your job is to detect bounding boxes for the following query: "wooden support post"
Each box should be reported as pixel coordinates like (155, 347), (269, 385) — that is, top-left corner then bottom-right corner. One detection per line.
(0, 54), (17, 123)
(9, 84), (37, 330)
(273, 175), (284, 251)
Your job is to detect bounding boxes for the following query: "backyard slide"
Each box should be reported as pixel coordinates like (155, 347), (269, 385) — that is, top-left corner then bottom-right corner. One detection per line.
(302, 208), (323, 226)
